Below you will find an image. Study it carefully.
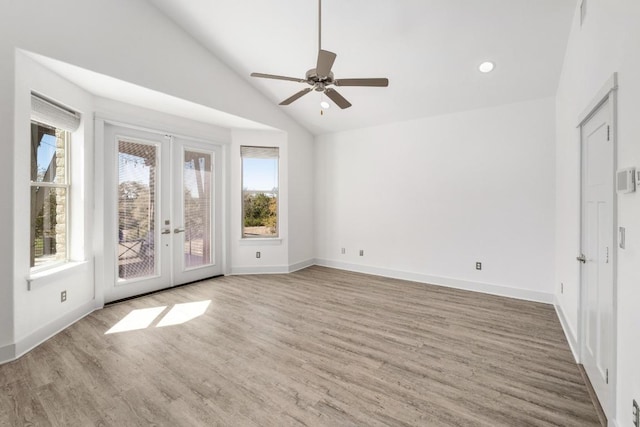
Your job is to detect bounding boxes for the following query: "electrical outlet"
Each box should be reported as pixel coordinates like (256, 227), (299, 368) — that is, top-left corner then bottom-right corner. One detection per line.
(359, 250), (364, 256)
(475, 262), (482, 270)
(341, 248), (345, 254)
(633, 399), (639, 427)
(256, 251), (261, 259)
(60, 290), (67, 303)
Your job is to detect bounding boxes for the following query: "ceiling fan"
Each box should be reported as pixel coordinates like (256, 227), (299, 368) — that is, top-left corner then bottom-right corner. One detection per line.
(250, 0), (389, 109)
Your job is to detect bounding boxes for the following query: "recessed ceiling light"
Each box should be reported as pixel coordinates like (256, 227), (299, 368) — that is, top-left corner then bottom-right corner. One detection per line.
(320, 101), (330, 109)
(479, 61), (495, 73)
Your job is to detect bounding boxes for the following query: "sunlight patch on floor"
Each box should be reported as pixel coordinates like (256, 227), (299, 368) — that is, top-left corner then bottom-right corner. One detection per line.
(105, 306), (167, 334)
(105, 300), (212, 334)
(156, 300), (211, 327)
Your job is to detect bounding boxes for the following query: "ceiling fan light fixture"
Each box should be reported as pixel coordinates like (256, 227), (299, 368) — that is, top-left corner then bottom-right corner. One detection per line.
(320, 100), (330, 109)
(479, 61), (495, 73)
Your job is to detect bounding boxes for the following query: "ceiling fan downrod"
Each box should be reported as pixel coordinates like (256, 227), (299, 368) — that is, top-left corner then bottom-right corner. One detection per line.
(318, 0), (322, 52)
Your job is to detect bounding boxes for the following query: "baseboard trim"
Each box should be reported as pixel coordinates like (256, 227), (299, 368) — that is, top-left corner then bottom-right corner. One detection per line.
(0, 342), (16, 365)
(554, 297), (579, 362)
(11, 300), (97, 363)
(230, 265), (290, 275)
(230, 259), (315, 275)
(288, 259), (315, 273)
(578, 364), (607, 427)
(314, 258), (553, 304)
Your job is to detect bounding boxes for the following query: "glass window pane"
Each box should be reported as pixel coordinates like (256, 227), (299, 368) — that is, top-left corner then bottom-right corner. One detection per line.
(30, 187), (66, 268)
(242, 157), (278, 191)
(242, 192), (278, 237)
(31, 122), (66, 183)
(118, 140), (157, 280)
(184, 150), (213, 268)
(241, 149), (279, 238)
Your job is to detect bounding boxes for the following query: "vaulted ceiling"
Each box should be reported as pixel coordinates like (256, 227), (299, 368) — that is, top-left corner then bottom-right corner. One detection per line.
(148, 0), (577, 135)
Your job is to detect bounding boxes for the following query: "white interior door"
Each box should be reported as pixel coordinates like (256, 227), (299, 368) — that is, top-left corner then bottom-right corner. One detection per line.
(579, 98), (614, 415)
(104, 124), (222, 303)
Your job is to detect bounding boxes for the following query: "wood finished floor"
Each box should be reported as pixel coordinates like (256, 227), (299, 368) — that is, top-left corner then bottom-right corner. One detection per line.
(0, 266), (599, 426)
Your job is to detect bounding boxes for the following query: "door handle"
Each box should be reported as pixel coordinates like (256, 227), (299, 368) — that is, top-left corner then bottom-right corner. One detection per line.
(174, 227), (185, 234)
(161, 228), (171, 235)
(576, 254), (586, 263)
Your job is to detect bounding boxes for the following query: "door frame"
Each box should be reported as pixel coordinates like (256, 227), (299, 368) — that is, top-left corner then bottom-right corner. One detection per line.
(576, 72), (618, 420)
(94, 115), (230, 306)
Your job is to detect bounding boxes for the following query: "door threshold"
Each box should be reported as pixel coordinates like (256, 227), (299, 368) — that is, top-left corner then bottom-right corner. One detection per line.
(105, 274), (224, 306)
(578, 363), (607, 427)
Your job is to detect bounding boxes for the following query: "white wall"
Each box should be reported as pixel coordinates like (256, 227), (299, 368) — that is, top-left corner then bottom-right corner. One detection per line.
(287, 132), (316, 270)
(0, 15), (15, 359)
(315, 97), (556, 302)
(12, 53), (96, 355)
(0, 0), (314, 362)
(555, 1), (640, 425)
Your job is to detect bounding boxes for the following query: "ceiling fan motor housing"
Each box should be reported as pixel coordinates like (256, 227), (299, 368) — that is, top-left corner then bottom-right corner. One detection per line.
(306, 69), (334, 85)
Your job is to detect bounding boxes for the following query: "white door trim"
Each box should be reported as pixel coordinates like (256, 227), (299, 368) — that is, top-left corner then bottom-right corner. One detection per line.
(577, 72), (618, 422)
(577, 73), (618, 127)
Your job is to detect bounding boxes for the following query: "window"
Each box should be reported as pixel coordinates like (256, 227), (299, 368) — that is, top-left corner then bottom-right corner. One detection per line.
(241, 146), (279, 238)
(30, 94), (80, 270)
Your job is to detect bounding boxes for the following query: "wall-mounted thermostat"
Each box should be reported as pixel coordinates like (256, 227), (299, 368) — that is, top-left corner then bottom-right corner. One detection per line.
(616, 167), (636, 194)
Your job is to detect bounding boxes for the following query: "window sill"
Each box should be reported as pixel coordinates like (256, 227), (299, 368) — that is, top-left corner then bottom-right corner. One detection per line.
(239, 238), (282, 246)
(27, 260), (90, 291)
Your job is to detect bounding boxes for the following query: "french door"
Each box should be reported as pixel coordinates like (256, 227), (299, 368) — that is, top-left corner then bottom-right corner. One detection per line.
(104, 123), (222, 303)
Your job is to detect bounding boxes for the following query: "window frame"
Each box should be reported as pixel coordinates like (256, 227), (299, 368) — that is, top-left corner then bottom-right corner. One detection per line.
(28, 91), (81, 276)
(240, 146), (279, 239)
(29, 119), (72, 273)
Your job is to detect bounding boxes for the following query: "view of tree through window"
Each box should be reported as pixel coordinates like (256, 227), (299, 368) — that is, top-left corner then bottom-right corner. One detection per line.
(241, 146), (279, 238)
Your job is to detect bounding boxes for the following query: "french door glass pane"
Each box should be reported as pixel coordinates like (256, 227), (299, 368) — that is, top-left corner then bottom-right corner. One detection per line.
(118, 140), (157, 280)
(183, 150), (212, 268)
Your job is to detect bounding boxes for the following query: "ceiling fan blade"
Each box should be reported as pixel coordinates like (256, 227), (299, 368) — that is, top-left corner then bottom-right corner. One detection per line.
(316, 50), (337, 77)
(334, 78), (389, 87)
(324, 88), (352, 109)
(279, 88), (313, 105)
(251, 72), (307, 83)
